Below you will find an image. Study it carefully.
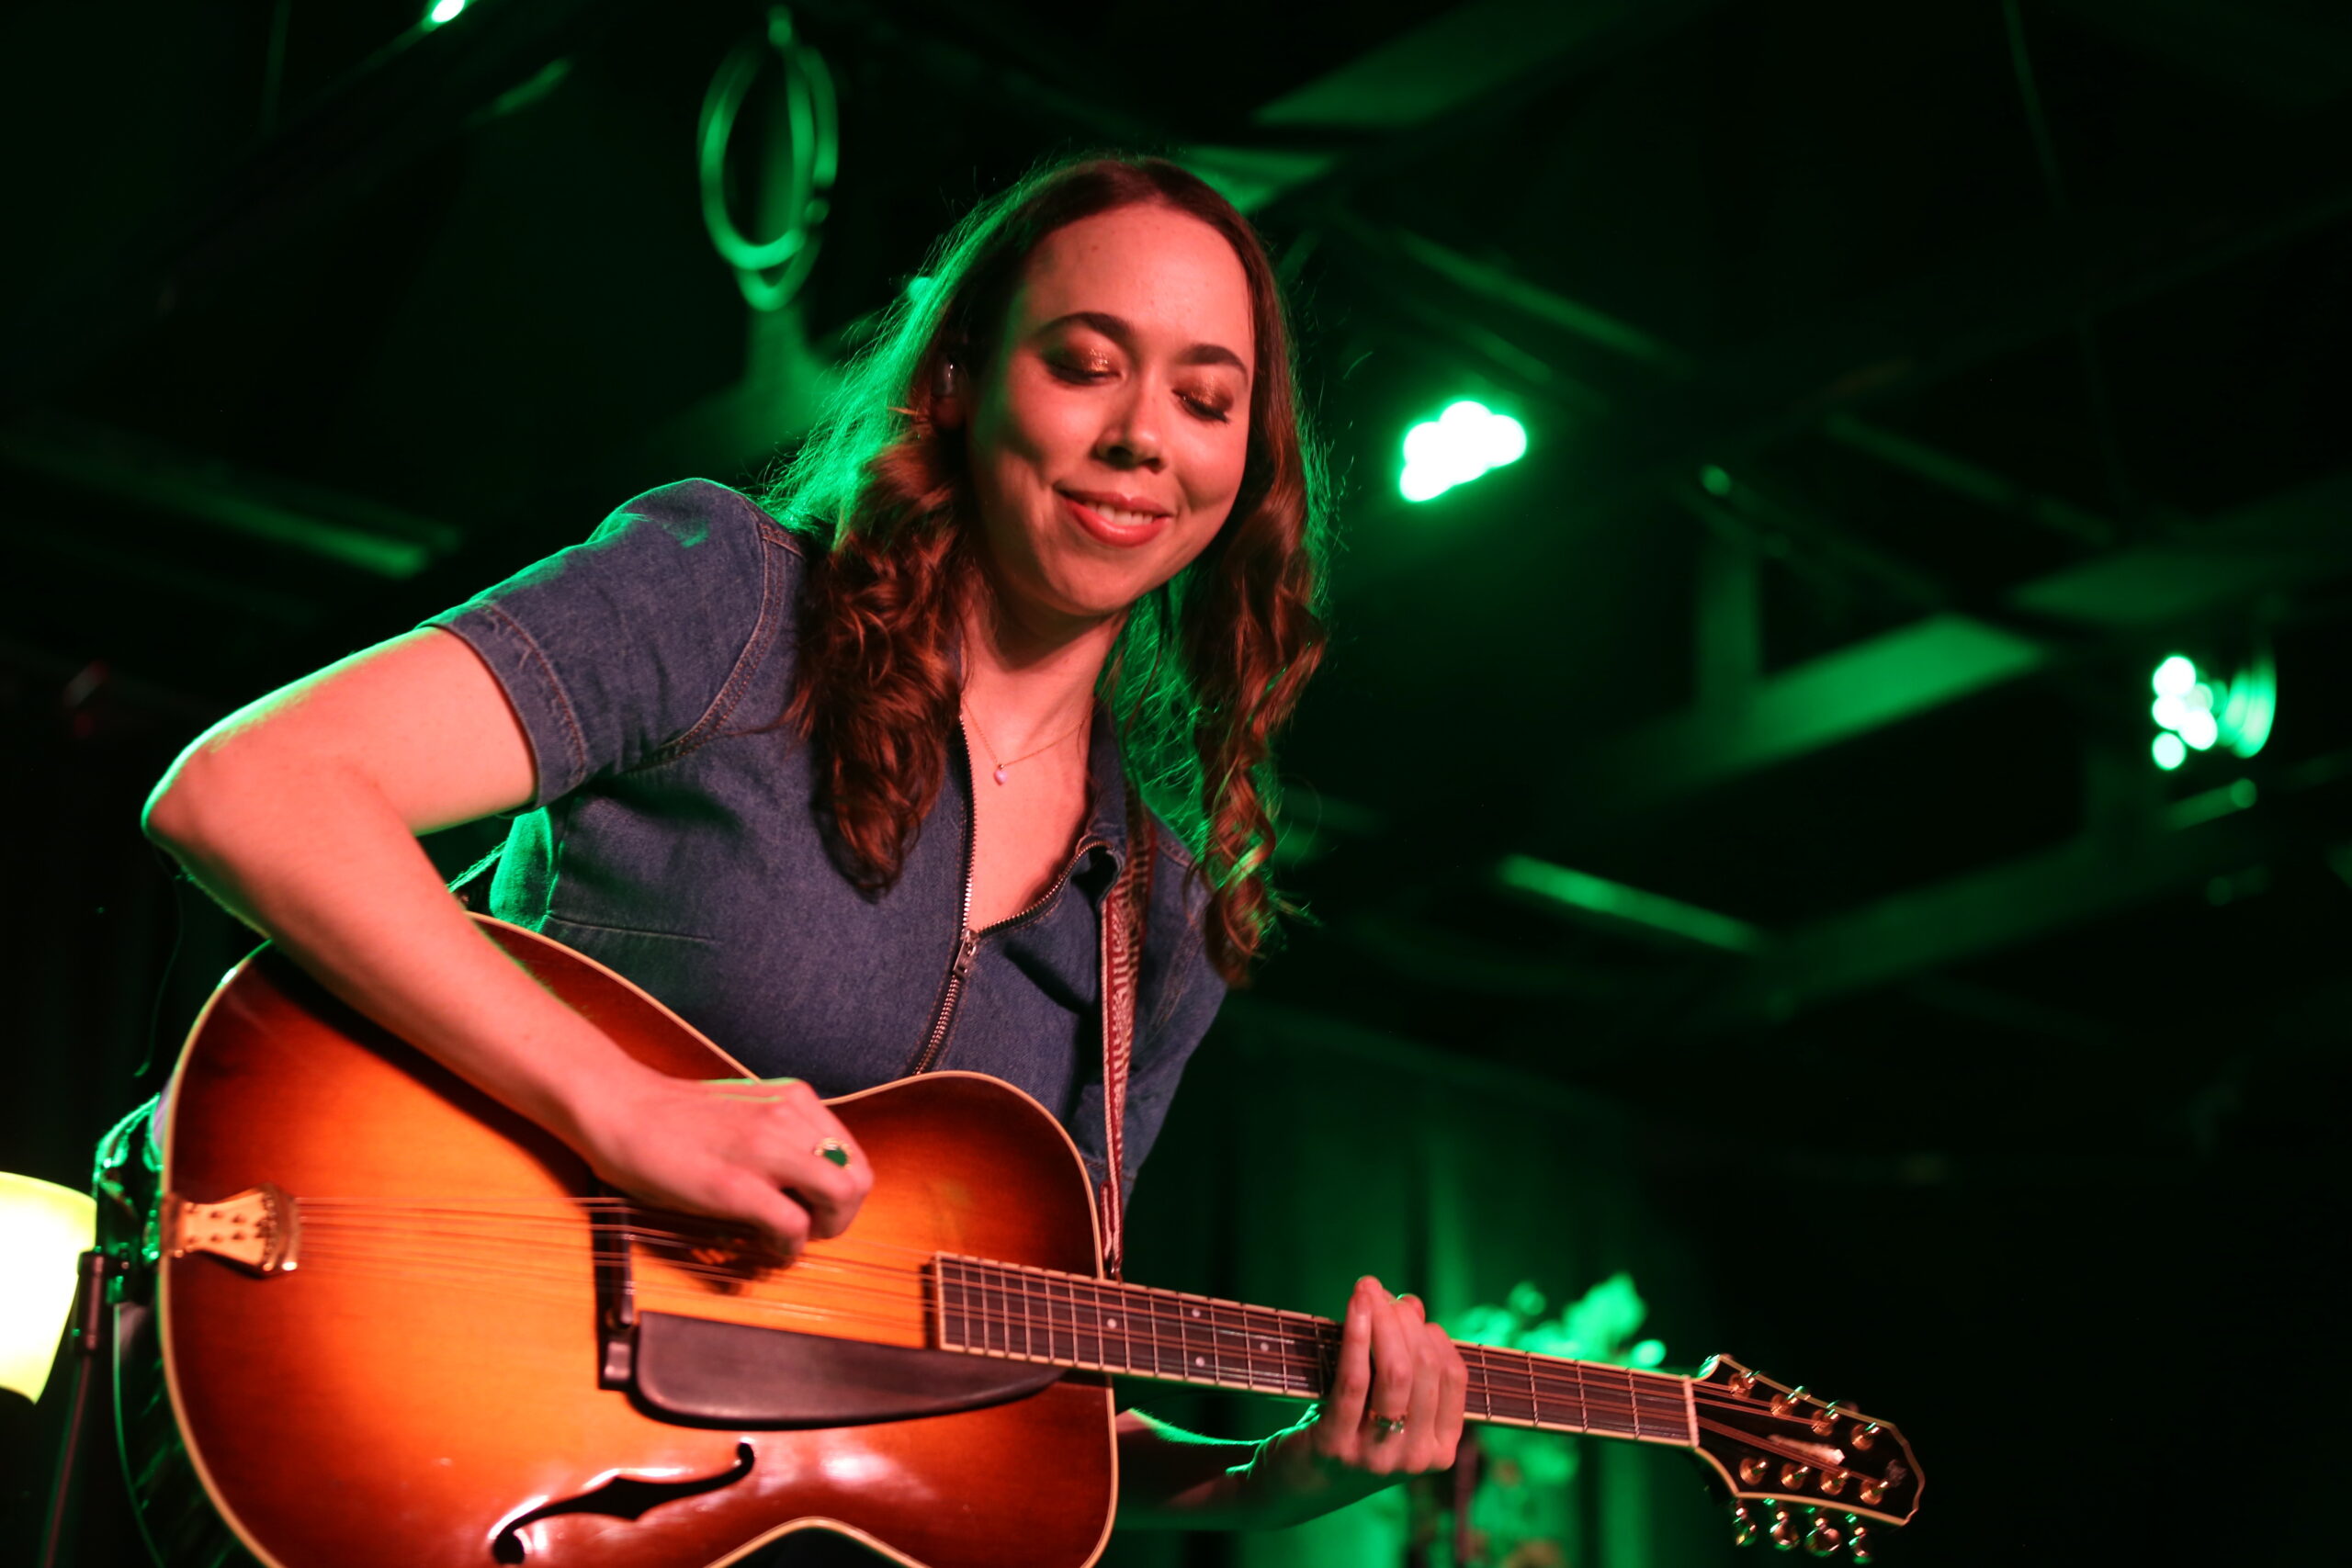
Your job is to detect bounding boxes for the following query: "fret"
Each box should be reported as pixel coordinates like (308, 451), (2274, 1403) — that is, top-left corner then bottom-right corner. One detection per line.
(935, 1258), (960, 1351)
(1472, 1345), (1493, 1421)
(1053, 1270), (1076, 1363)
(1524, 1347), (1542, 1427)
(1624, 1365), (1642, 1439)
(981, 1264), (1001, 1358)
(1061, 1272), (1084, 1368)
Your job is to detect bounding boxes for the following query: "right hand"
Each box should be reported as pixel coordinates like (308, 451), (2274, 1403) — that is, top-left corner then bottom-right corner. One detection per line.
(564, 1068), (873, 1259)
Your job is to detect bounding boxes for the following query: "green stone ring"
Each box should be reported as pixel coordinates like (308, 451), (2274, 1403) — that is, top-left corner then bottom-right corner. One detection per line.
(815, 1138), (852, 1168)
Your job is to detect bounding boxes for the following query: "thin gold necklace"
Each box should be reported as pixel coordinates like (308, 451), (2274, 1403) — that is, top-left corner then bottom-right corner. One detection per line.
(962, 701), (1090, 785)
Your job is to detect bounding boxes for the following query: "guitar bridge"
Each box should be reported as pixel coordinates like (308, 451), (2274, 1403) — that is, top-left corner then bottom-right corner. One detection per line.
(163, 1184), (300, 1275)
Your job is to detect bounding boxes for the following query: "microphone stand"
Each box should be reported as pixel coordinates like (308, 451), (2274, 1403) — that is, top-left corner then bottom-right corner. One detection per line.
(37, 1249), (128, 1568)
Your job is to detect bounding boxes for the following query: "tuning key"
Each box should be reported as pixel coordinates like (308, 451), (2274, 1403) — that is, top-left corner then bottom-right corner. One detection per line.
(1731, 1503), (1759, 1547)
(1847, 1522), (1874, 1565)
(1802, 1514), (1844, 1557)
(1769, 1506), (1802, 1551)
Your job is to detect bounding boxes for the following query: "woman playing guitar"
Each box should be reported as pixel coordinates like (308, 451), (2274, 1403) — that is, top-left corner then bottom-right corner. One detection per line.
(143, 153), (1470, 1561)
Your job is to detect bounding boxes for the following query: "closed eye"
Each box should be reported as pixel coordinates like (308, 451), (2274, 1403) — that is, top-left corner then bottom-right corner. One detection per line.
(1048, 355), (1233, 423)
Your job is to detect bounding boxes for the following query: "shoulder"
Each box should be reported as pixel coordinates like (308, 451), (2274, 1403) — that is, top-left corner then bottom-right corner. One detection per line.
(595, 478), (808, 562)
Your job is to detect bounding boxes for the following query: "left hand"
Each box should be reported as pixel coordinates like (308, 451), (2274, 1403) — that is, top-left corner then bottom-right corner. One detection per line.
(1248, 1275), (1469, 1519)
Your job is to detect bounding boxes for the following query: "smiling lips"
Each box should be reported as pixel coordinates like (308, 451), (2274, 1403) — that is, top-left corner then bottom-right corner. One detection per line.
(1058, 489), (1172, 547)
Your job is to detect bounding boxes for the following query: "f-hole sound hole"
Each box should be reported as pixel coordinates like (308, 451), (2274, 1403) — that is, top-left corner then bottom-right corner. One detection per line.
(490, 1441), (756, 1562)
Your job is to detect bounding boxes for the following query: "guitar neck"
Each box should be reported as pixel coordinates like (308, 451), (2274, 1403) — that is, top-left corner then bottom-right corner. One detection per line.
(934, 1256), (1696, 1446)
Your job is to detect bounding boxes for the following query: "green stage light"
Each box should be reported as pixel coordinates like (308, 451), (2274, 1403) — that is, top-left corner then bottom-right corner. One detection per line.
(2148, 651), (2273, 768)
(424, 0), (468, 26)
(1399, 400), (1526, 502)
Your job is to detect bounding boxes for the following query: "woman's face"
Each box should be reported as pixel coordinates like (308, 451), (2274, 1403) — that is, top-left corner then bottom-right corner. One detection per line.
(964, 203), (1256, 638)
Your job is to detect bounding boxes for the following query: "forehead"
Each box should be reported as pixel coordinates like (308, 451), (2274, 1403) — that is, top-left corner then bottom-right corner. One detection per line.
(1009, 205), (1256, 367)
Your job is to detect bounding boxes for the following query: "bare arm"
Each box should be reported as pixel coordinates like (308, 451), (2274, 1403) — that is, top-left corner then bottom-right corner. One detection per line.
(1115, 1277), (1467, 1530)
(143, 626), (867, 1251)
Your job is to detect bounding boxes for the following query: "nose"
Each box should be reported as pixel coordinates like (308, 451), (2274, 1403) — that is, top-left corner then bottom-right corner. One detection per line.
(1096, 380), (1165, 471)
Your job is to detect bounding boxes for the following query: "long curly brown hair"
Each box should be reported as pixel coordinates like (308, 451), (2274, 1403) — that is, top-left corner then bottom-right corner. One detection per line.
(762, 153), (1330, 985)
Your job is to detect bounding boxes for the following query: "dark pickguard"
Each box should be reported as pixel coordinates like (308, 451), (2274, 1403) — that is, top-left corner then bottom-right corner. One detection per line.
(628, 1312), (1065, 1428)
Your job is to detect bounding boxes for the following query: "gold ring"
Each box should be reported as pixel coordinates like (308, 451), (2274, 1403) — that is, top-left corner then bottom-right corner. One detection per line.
(815, 1138), (851, 1168)
(1369, 1413), (1406, 1438)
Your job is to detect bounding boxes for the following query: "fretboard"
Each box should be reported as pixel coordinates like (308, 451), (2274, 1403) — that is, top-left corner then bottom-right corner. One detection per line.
(933, 1255), (1695, 1445)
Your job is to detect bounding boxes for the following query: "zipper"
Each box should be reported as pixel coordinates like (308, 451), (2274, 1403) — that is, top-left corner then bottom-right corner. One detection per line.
(909, 719), (1110, 1075)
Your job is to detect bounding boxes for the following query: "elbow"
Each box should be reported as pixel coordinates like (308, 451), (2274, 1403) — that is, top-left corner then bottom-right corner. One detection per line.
(143, 750), (215, 854)
(143, 739), (250, 856)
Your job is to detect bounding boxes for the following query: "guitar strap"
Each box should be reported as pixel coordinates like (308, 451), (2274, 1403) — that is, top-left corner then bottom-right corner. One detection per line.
(1095, 786), (1154, 1282)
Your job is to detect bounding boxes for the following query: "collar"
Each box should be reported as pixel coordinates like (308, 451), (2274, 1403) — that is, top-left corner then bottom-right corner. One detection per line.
(1081, 702), (1132, 872)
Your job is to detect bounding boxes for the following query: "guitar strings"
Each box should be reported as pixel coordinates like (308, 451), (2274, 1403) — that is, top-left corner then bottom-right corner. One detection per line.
(294, 1193), (1769, 1411)
(289, 1213), (1733, 1424)
(254, 1252), (1773, 1445)
(288, 1206), (1769, 1426)
(277, 1233), (1710, 1430)
(272, 1250), (1680, 1434)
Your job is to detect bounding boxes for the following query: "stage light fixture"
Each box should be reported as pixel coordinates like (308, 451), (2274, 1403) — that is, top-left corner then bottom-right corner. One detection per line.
(424, 0), (468, 25)
(0, 1172), (95, 1404)
(2147, 650), (2274, 770)
(1399, 400), (1526, 502)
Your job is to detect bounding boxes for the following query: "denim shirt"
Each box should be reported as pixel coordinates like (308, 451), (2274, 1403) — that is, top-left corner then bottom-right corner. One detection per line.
(422, 479), (1226, 1199)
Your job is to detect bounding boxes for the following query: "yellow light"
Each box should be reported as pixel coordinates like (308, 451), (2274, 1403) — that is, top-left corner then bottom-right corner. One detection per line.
(0, 1173), (95, 1403)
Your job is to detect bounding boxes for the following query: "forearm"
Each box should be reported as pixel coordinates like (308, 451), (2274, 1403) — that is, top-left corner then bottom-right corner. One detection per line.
(1113, 1409), (1259, 1529)
(144, 750), (647, 1153)
(1114, 1408), (1384, 1531)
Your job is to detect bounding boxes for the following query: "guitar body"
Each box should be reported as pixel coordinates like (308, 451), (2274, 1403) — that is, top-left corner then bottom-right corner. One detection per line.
(141, 918), (1116, 1568)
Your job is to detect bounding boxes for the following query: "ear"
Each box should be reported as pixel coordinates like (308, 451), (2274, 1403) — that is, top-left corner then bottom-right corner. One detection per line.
(929, 357), (967, 431)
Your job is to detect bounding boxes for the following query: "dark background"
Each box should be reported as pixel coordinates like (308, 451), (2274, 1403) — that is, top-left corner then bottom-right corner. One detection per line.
(4, 1), (2347, 1563)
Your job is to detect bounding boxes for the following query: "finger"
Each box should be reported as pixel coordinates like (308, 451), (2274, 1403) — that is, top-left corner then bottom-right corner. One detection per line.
(756, 1087), (873, 1238)
(1365, 1288), (1415, 1458)
(1401, 1311), (1445, 1463)
(1328, 1276), (1380, 1434)
(799, 1094), (875, 1199)
(725, 1172), (813, 1259)
(776, 1145), (868, 1239)
(1428, 1321), (1468, 1462)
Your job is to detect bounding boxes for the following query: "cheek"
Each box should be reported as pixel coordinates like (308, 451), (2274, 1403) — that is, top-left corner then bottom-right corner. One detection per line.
(1184, 429), (1252, 520)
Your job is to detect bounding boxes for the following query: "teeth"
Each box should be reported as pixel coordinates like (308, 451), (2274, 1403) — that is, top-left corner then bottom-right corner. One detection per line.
(1081, 499), (1160, 528)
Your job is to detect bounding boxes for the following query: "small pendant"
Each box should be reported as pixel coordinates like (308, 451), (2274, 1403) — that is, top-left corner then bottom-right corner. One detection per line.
(993, 765), (1009, 785)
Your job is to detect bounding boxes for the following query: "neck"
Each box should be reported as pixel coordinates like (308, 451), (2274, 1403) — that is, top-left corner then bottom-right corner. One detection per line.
(958, 583), (1120, 753)
(933, 1258), (1697, 1447)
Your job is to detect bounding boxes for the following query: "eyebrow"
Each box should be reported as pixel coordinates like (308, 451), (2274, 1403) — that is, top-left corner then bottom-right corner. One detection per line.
(1037, 310), (1250, 378)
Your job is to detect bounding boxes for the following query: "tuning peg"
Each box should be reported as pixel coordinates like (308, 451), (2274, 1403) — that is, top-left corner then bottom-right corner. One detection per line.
(1731, 1502), (1759, 1547)
(1769, 1506), (1802, 1551)
(1848, 1522), (1874, 1565)
(1802, 1514), (1845, 1557)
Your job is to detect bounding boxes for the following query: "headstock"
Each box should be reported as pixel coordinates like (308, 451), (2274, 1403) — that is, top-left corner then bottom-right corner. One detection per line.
(1688, 1356), (1922, 1559)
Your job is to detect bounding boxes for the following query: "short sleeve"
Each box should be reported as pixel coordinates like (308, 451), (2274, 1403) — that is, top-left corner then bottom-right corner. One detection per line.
(420, 479), (797, 808)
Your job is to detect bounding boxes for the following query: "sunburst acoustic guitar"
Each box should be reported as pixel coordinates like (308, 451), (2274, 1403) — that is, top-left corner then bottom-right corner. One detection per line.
(118, 915), (1923, 1567)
